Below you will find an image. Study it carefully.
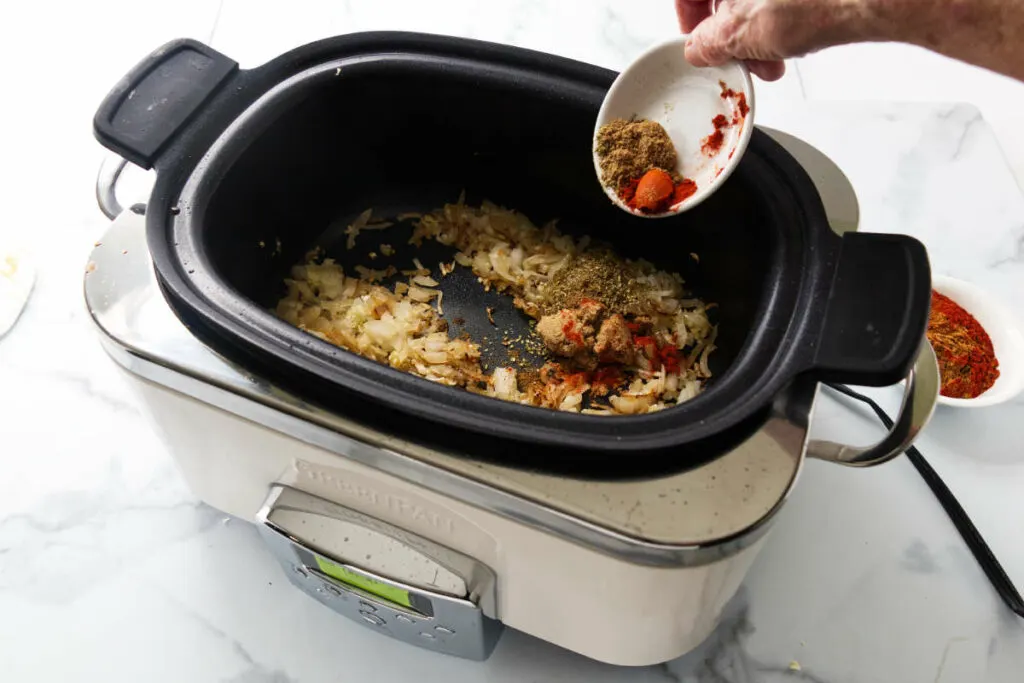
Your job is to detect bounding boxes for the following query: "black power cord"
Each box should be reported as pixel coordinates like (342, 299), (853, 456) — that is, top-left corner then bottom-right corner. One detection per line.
(826, 383), (1024, 619)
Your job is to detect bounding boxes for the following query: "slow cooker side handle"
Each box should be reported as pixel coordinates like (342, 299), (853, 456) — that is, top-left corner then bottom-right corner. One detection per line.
(804, 231), (938, 467)
(92, 39), (239, 171)
(806, 342), (939, 467)
(812, 231), (932, 385)
(95, 153), (129, 220)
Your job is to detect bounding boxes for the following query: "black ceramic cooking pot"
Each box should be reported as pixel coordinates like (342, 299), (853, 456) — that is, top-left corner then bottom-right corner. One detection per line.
(92, 33), (931, 475)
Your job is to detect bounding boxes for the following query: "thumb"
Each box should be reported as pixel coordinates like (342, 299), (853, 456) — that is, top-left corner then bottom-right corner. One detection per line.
(684, 15), (733, 67)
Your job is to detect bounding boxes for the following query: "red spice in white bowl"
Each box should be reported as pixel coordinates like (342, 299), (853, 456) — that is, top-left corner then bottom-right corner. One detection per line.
(929, 275), (1024, 408)
(593, 35), (754, 218)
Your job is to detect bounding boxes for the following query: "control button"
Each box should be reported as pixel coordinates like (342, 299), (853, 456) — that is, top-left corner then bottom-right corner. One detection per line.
(395, 614), (415, 624)
(360, 612), (386, 627)
(293, 565), (308, 578)
(419, 632), (436, 640)
(325, 584), (342, 597)
(315, 586), (329, 598)
(358, 601), (377, 613)
(435, 626), (455, 635)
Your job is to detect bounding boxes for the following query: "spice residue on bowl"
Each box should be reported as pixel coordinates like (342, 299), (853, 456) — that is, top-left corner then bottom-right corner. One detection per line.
(701, 114), (730, 156)
(927, 290), (1000, 399)
(719, 80), (750, 120)
(701, 82), (750, 159)
(595, 118), (697, 213)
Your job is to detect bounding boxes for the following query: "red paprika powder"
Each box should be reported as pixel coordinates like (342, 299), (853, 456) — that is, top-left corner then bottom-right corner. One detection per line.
(719, 81), (750, 122)
(621, 169), (698, 214)
(701, 114), (730, 156)
(927, 291), (1000, 398)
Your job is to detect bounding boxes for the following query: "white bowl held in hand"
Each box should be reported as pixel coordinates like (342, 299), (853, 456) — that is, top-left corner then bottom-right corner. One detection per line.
(931, 275), (1024, 408)
(593, 34), (755, 218)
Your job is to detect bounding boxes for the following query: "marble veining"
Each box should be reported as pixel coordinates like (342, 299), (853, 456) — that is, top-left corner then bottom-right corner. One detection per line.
(158, 586), (297, 683)
(660, 591), (832, 683)
(900, 539), (940, 575)
(1, 1), (1023, 681)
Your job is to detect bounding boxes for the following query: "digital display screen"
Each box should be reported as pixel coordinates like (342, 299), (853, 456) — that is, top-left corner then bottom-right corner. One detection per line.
(315, 555), (413, 608)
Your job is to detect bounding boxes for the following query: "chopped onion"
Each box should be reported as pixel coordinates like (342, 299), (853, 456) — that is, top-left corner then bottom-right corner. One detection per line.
(344, 208), (374, 249)
(407, 286), (436, 302)
(413, 275), (439, 287)
(610, 394), (655, 414)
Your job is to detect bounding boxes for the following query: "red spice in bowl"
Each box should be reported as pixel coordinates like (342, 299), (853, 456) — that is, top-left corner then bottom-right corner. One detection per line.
(927, 290), (1000, 399)
(593, 36), (756, 217)
(631, 169), (675, 211)
(720, 81), (750, 120)
(701, 114), (729, 156)
(620, 170), (698, 214)
(700, 83), (748, 158)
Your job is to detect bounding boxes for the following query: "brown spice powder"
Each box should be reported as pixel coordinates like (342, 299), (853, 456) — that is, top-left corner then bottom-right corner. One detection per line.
(596, 118), (678, 191)
(540, 250), (652, 316)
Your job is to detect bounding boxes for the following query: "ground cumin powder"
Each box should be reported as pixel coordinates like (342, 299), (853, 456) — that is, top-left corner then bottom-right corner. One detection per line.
(596, 118), (678, 191)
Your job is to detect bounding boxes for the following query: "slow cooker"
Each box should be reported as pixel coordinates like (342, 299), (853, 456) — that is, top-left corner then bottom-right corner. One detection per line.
(87, 33), (940, 665)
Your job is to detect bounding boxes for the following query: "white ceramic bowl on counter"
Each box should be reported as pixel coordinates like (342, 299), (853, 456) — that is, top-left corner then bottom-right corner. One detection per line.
(931, 275), (1024, 408)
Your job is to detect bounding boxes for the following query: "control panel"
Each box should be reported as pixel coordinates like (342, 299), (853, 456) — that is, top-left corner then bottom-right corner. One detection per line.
(256, 486), (503, 660)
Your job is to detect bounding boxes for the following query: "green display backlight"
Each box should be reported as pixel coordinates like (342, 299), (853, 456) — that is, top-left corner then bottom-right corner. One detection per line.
(315, 556), (413, 608)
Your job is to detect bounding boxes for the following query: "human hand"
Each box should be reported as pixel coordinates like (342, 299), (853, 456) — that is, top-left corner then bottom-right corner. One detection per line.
(674, 0), (784, 80)
(675, 0), (870, 81)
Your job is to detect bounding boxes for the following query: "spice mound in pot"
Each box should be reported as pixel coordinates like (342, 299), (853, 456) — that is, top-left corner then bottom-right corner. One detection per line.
(927, 290), (1000, 399)
(595, 118), (697, 213)
(539, 250), (653, 317)
(534, 298), (639, 371)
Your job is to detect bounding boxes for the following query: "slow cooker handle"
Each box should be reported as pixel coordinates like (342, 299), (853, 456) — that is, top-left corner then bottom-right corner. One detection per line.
(93, 39), (238, 170)
(807, 342), (939, 467)
(813, 231), (932, 385)
(95, 153), (129, 220)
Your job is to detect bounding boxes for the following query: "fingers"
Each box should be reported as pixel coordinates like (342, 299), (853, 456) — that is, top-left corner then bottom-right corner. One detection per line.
(746, 59), (786, 81)
(684, 14), (734, 67)
(676, 1), (786, 82)
(685, 14), (786, 81)
(674, 0), (712, 33)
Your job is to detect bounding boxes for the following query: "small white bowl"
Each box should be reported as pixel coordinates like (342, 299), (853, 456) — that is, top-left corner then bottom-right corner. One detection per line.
(0, 246), (34, 340)
(931, 275), (1024, 408)
(593, 34), (755, 218)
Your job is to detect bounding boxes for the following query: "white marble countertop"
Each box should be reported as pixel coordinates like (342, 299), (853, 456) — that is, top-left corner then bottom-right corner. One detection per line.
(1, 2), (1023, 681)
